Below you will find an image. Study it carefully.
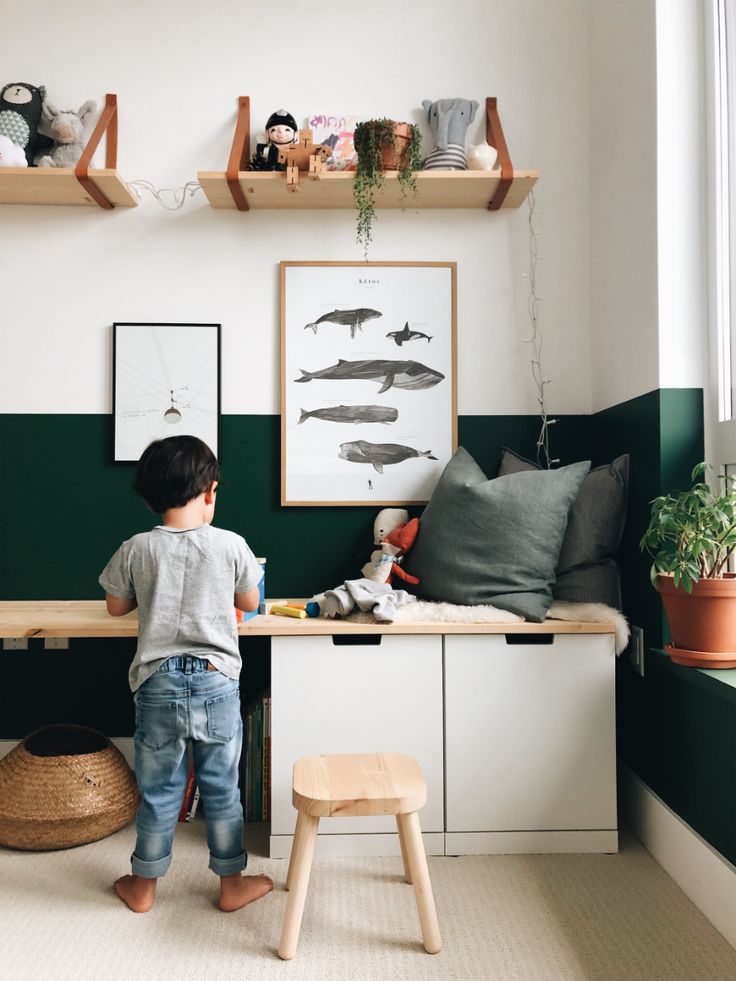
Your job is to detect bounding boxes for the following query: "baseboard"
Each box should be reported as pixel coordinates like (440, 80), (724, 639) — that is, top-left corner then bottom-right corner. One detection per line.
(619, 761), (736, 950)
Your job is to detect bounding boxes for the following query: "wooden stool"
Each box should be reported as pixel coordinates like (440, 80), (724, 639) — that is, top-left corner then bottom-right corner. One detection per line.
(278, 752), (442, 960)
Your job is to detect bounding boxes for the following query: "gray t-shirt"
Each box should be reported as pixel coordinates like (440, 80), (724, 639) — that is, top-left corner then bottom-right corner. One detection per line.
(99, 524), (262, 692)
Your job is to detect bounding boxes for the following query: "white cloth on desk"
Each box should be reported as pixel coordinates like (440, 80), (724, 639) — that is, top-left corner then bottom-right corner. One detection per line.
(321, 578), (416, 623)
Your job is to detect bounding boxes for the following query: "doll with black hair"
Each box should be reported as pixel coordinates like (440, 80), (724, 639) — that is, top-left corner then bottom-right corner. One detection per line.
(248, 108), (298, 171)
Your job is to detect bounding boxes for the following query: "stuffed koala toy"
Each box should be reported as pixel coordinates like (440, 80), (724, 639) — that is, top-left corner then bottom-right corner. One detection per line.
(36, 100), (97, 168)
(0, 82), (53, 166)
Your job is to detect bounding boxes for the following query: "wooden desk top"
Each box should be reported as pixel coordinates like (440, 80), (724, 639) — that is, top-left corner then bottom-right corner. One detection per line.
(0, 600), (615, 638)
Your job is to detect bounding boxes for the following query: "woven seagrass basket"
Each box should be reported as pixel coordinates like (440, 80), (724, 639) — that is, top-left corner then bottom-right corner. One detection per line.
(0, 724), (140, 850)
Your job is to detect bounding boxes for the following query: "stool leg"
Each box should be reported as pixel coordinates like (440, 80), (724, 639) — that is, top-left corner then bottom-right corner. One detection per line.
(397, 811), (442, 954)
(286, 810), (310, 892)
(278, 812), (319, 960)
(396, 814), (412, 884)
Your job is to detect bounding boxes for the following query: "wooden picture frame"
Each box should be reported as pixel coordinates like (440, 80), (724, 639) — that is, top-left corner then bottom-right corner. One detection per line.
(113, 322), (221, 463)
(280, 261), (457, 506)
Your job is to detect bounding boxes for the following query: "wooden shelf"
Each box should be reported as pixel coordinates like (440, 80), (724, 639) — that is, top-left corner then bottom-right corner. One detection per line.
(0, 94), (137, 209)
(0, 167), (137, 207)
(200, 95), (538, 212)
(197, 168), (538, 211)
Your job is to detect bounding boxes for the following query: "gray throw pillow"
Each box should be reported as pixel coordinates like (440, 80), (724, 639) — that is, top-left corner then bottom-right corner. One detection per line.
(498, 448), (630, 607)
(406, 447), (591, 621)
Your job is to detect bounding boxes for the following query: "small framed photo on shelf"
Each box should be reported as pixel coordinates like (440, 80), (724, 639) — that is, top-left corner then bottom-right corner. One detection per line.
(113, 322), (221, 463)
(280, 261), (457, 506)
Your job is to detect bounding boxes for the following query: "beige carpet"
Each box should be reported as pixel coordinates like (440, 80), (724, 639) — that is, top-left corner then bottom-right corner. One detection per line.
(2, 822), (736, 981)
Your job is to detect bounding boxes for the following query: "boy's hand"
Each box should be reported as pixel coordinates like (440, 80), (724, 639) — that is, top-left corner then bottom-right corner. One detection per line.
(106, 594), (138, 617)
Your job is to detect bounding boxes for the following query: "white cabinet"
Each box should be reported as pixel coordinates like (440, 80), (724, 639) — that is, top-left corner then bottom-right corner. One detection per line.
(444, 633), (617, 854)
(270, 634), (444, 857)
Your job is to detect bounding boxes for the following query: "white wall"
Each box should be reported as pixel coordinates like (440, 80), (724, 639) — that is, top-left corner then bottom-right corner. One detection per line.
(589, 0), (709, 414)
(589, 0), (659, 412)
(0, 0), (592, 418)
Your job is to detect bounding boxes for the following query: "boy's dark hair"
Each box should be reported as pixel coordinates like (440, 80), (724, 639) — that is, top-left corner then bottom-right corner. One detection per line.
(133, 435), (220, 514)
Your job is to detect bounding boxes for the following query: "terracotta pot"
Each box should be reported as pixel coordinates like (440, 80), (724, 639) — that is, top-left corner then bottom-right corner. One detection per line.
(657, 572), (736, 667)
(380, 122), (413, 171)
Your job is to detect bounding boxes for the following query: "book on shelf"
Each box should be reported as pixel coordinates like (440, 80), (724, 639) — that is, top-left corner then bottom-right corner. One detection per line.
(185, 785), (201, 822)
(178, 760), (196, 822)
(241, 689), (271, 823)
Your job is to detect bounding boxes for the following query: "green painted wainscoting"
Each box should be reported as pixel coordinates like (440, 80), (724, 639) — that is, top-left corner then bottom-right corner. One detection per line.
(6, 394), (736, 872)
(595, 389), (736, 867)
(0, 411), (592, 738)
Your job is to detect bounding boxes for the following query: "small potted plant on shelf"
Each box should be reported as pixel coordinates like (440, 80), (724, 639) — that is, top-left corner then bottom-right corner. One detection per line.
(353, 119), (422, 255)
(640, 462), (736, 667)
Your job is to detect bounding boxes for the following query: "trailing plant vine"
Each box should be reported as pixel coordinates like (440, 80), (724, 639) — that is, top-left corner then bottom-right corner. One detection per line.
(353, 119), (422, 256)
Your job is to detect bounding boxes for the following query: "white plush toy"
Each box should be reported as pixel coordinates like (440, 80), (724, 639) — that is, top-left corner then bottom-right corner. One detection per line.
(372, 508), (409, 544)
(361, 509), (409, 583)
(36, 100), (97, 168)
(0, 134), (27, 167)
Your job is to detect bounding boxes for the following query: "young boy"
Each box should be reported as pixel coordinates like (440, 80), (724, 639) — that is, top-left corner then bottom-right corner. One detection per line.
(99, 434), (273, 914)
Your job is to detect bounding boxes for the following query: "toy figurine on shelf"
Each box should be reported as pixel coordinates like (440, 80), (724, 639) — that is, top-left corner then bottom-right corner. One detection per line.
(248, 108), (299, 171)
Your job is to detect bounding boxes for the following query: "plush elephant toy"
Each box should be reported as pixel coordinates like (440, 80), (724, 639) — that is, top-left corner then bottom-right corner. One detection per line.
(421, 98), (479, 170)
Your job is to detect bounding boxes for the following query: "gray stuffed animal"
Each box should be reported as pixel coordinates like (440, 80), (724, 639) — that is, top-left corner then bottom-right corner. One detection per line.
(421, 98), (479, 170)
(36, 100), (97, 168)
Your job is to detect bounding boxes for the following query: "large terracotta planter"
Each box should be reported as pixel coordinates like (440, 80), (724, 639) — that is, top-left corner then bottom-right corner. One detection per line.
(657, 573), (736, 668)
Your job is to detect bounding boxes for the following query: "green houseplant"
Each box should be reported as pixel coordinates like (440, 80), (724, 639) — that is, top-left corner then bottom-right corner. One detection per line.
(353, 119), (422, 255)
(640, 462), (736, 667)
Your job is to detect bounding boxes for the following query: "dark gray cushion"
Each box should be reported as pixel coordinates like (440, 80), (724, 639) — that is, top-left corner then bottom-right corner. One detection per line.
(498, 449), (630, 607)
(406, 447), (590, 621)
(550, 558), (622, 609)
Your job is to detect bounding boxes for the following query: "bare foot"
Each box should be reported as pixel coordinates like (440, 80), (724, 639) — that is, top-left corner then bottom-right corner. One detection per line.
(218, 873), (274, 912)
(114, 874), (157, 912)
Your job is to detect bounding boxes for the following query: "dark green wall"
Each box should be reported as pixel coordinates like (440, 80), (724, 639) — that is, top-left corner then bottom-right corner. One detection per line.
(0, 413), (592, 601)
(0, 411), (592, 740)
(594, 389), (736, 866)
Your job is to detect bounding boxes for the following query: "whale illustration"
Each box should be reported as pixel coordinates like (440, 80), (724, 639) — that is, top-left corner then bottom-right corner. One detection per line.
(304, 308), (382, 339)
(293, 359), (444, 393)
(298, 405), (398, 425)
(386, 322), (433, 346)
(338, 440), (438, 474)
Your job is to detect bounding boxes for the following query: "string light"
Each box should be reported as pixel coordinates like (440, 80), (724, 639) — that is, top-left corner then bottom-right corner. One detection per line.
(523, 189), (559, 468)
(127, 180), (203, 210)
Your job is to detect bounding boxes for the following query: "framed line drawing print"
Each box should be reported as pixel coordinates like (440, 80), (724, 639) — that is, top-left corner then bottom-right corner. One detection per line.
(113, 322), (221, 462)
(281, 261), (457, 506)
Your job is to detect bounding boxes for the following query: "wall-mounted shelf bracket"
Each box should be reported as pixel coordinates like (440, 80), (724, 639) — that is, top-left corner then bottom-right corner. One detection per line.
(485, 97), (514, 211)
(74, 93), (120, 209)
(226, 96), (251, 211)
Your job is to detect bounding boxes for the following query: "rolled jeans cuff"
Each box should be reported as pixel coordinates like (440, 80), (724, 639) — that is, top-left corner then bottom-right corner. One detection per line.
(209, 849), (247, 877)
(131, 850), (172, 878)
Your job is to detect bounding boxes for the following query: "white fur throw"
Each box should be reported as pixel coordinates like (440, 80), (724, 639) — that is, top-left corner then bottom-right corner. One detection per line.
(336, 599), (629, 655)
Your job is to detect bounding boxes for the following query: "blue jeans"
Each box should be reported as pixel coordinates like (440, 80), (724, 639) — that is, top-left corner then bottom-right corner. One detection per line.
(131, 655), (245, 878)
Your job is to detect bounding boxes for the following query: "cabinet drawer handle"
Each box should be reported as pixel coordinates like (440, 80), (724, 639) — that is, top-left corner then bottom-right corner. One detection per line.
(331, 634), (382, 646)
(505, 634), (554, 645)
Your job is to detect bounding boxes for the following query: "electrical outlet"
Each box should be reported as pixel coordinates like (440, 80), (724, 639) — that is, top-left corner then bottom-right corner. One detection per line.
(44, 637), (69, 650)
(3, 638), (28, 650)
(628, 625), (645, 677)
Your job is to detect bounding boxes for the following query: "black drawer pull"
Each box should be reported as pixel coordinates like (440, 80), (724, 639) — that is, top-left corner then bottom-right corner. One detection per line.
(505, 634), (554, 645)
(332, 634), (383, 646)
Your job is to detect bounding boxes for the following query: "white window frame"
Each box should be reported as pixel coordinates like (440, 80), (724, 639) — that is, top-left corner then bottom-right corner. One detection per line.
(707, 0), (736, 464)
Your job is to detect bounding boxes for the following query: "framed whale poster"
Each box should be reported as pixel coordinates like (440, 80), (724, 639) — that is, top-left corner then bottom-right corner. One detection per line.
(113, 322), (221, 462)
(280, 261), (457, 506)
